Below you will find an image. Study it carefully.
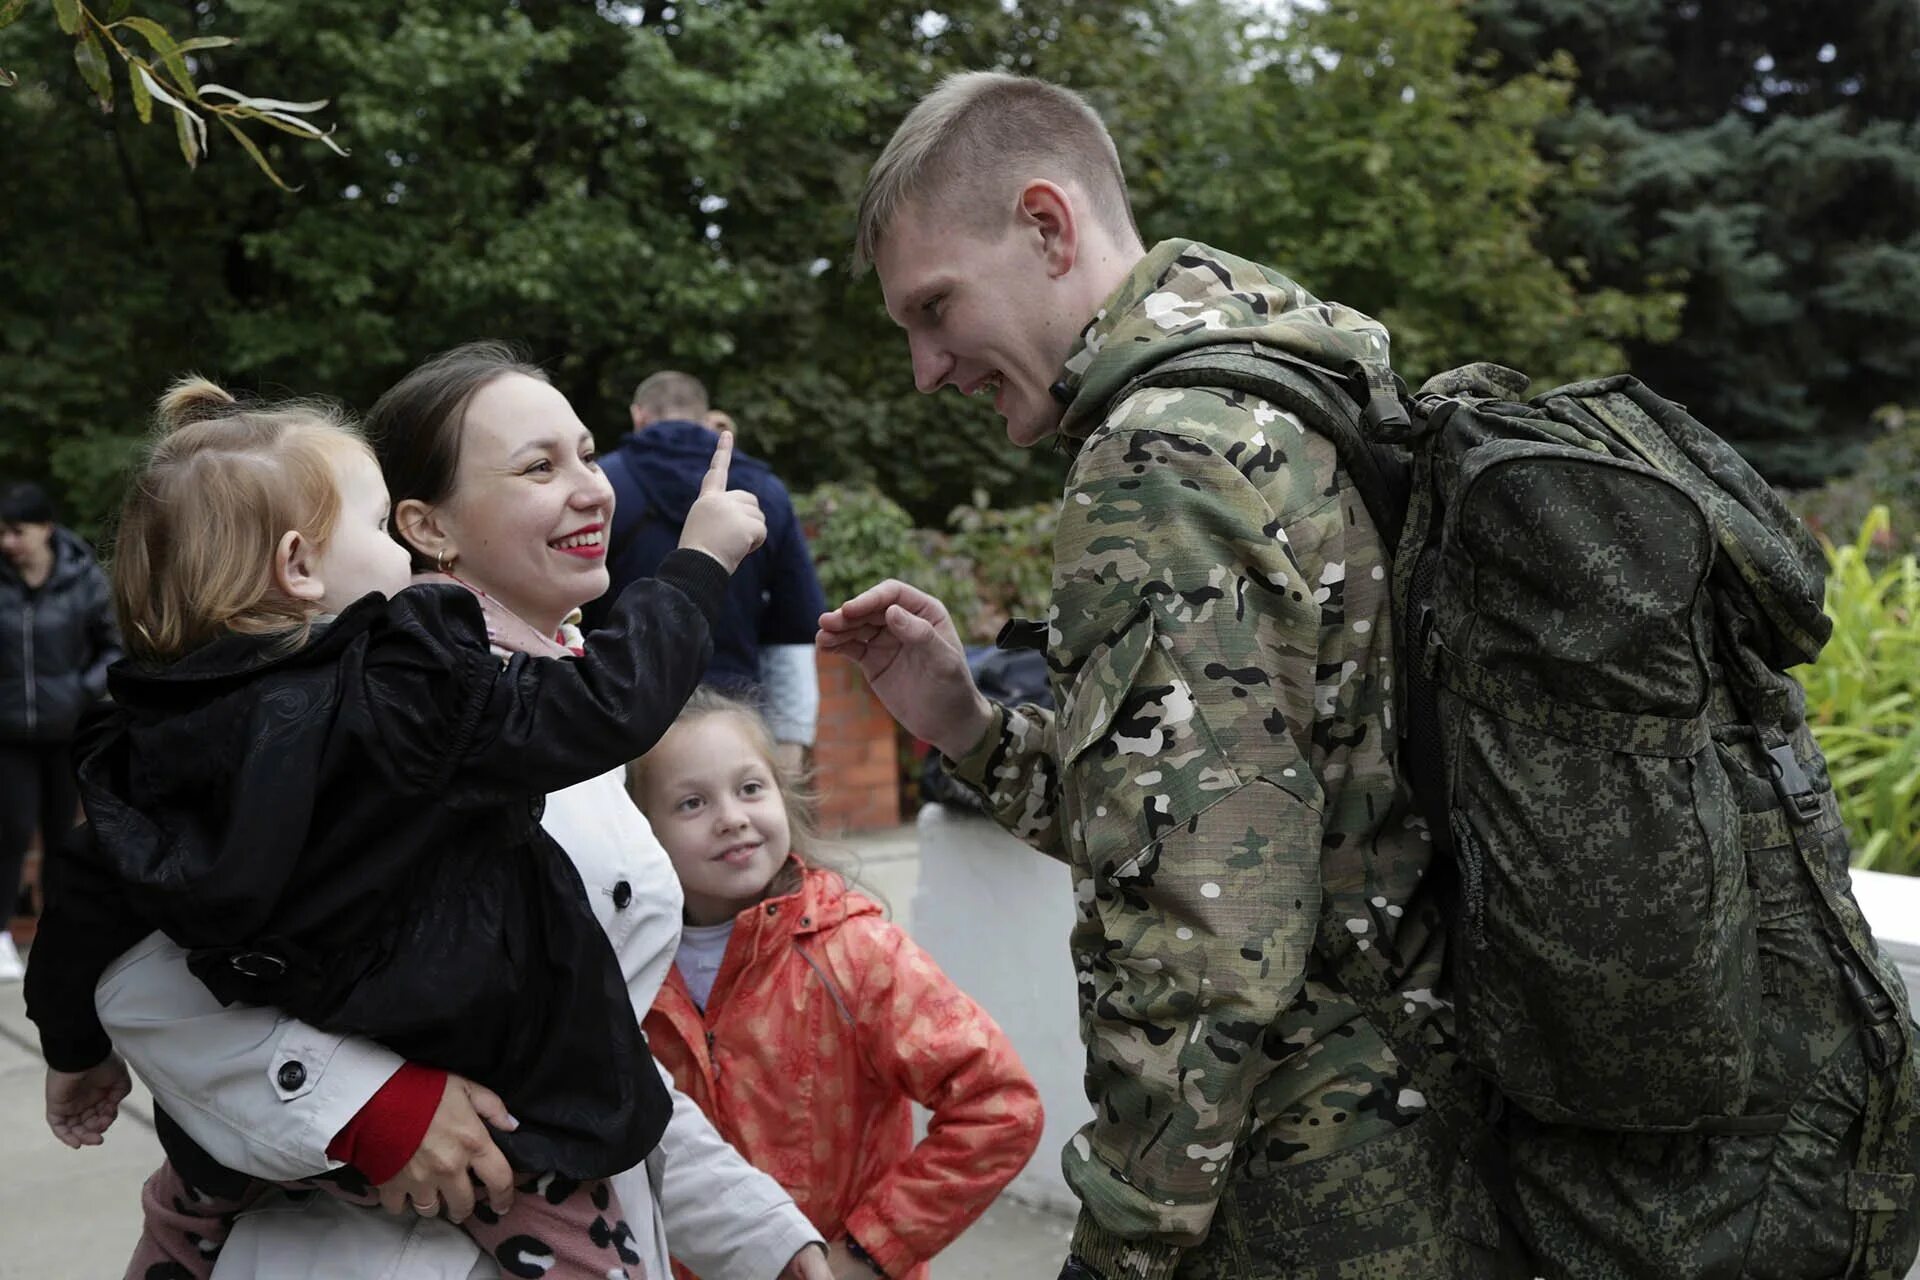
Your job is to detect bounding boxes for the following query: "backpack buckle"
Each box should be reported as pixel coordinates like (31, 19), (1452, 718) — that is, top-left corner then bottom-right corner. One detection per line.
(1827, 939), (1898, 1071)
(1414, 603), (1442, 675)
(1765, 744), (1822, 824)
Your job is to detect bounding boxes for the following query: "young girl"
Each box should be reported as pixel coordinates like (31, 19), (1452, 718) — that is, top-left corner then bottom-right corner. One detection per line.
(26, 377), (765, 1280)
(633, 689), (1045, 1280)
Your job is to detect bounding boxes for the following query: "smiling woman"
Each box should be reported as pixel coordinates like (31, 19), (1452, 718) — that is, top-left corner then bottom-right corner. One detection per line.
(367, 343), (617, 645)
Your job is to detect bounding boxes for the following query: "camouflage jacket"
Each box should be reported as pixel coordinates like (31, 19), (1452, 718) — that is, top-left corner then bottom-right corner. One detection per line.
(949, 241), (1451, 1280)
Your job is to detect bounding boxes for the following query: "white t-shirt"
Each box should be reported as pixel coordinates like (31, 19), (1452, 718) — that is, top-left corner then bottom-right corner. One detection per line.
(675, 919), (736, 1011)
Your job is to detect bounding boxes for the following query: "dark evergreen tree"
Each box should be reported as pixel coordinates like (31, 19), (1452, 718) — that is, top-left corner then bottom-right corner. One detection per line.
(1473, 0), (1920, 484)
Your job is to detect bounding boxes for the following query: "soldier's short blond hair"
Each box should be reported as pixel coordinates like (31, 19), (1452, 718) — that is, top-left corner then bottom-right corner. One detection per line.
(853, 72), (1138, 273)
(631, 371), (709, 421)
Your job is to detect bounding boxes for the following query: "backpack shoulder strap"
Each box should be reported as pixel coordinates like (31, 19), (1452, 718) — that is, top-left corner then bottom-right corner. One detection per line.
(1119, 345), (1446, 1087)
(1116, 344), (1412, 550)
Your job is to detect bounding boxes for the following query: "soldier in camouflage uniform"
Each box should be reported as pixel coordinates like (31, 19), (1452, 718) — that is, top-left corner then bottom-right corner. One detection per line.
(821, 71), (1522, 1280)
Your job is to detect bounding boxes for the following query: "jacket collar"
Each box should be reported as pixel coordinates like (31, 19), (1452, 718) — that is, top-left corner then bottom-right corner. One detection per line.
(105, 591), (391, 707)
(654, 856), (881, 1021)
(737, 856), (878, 942)
(1050, 237), (1396, 441)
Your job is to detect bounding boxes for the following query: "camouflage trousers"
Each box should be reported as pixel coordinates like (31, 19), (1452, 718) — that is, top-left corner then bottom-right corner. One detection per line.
(1174, 1102), (1532, 1280)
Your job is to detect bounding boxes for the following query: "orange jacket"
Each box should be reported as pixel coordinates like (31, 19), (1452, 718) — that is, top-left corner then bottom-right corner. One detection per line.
(646, 861), (1044, 1279)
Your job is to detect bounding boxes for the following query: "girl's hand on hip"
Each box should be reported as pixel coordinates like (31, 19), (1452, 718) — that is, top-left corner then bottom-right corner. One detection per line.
(822, 1238), (886, 1278)
(375, 1073), (517, 1224)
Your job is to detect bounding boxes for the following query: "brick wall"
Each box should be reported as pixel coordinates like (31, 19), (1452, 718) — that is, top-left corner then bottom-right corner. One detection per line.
(812, 649), (902, 833)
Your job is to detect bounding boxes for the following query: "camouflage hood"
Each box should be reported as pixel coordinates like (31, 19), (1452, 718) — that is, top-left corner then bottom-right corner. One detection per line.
(1055, 239), (1397, 440)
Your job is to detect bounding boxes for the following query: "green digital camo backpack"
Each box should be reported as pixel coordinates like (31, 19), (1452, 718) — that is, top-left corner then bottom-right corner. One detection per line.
(1122, 347), (1919, 1276)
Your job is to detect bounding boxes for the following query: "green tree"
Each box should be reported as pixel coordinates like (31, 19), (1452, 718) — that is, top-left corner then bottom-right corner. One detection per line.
(1471, 0), (1920, 484)
(3, 0), (344, 185)
(1155, 0), (1683, 387)
(5, 0), (1674, 538)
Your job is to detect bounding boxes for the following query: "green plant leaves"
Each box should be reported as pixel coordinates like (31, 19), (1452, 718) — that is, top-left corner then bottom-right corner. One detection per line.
(72, 26), (110, 106)
(1798, 505), (1920, 874)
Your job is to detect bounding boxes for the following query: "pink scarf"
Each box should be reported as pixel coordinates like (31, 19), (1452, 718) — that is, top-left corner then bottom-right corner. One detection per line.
(412, 571), (585, 658)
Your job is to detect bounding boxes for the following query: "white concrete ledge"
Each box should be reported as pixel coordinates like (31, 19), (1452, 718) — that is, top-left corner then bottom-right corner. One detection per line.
(911, 805), (1084, 1215)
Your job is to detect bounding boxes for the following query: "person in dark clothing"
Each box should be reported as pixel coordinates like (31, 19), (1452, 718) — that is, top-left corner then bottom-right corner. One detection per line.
(0, 481), (121, 982)
(589, 372), (827, 773)
(24, 370), (768, 1280)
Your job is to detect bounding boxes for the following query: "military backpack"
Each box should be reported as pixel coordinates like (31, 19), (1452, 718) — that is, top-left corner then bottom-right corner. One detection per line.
(1120, 347), (1918, 1274)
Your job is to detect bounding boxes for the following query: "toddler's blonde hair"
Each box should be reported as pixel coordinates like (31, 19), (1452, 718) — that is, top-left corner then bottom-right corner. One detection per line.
(115, 376), (370, 663)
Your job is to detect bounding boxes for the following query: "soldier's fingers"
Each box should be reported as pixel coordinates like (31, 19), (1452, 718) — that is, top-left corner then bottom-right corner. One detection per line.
(700, 432), (735, 497)
(884, 603), (940, 644)
(816, 635), (874, 664)
(820, 581), (910, 630)
(817, 622), (887, 648)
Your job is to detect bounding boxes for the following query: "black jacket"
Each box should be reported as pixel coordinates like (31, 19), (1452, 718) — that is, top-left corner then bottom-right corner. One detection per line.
(0, 526), (121, 741)
(589, 421), (826, 690)
(26, 550), (727, 1180)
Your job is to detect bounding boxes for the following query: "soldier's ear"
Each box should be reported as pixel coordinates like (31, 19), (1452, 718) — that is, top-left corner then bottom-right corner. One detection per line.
(1017, 180), (1078, 279)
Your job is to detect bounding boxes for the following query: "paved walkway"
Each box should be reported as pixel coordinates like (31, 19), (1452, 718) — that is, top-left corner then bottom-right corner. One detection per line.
(0, 822), (1073, 1278)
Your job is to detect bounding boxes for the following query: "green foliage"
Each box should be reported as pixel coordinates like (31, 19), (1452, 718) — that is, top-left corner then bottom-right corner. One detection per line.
(1797, 508), (1920, 875)
(1471, 0), (1920, 485)
(1162, 0), (1683, 387)
(4, 0), (343, 186)
(793, 483), (938, 612)
(796, 484), (1055, 644)
(0, 0), (1838, 539)
(934, 496), (1058, 643)
(1787, 406), (1920, 561)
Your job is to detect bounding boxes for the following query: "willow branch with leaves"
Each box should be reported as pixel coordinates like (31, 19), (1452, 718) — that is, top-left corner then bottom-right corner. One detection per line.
(0, 0), (346, 189)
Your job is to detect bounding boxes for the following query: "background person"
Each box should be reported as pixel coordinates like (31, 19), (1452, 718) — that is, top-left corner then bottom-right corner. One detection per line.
(0, 480), (120, 982)
(594, 372), (826, 773)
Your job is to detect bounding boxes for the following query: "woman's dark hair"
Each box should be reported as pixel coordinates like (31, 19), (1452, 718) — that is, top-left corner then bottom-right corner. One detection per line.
(363, 340), (549, 570)
(0, 481), (57, 525)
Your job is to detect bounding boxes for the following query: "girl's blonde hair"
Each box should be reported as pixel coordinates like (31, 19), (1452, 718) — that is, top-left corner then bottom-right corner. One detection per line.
(115, 376), (369, 664)
(631, 686), (845, 903)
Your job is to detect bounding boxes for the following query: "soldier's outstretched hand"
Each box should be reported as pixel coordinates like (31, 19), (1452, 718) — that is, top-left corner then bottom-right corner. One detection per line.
(817, 580), (994, 759)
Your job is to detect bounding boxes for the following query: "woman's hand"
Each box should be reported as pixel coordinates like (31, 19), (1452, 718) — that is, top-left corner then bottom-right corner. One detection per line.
(45, 1054), (132, 1147)
(778, 1241), (835, 1280)
(374, 1074), (517, 1224)
(679, 432), (766, 573)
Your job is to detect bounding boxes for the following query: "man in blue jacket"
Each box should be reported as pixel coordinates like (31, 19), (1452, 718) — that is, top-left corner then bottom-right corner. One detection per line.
(590, 372), (827, 769)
